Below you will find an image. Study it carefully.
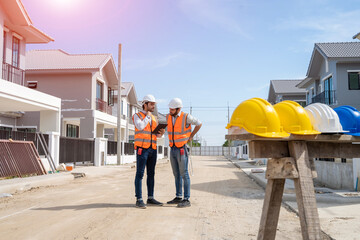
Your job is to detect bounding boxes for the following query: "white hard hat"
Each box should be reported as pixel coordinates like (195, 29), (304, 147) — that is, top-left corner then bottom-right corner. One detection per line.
(305, 103), (344, 133)
(168, 98), (183, 109)
(142, 94), (156, 105)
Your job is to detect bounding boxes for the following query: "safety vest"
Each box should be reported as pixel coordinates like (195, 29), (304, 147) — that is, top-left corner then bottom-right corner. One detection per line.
(133, 112), (157, 150)
(167, 112), (191, 148)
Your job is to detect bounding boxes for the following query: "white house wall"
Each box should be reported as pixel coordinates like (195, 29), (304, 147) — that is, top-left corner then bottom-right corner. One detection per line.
(336, 62), (360, 110)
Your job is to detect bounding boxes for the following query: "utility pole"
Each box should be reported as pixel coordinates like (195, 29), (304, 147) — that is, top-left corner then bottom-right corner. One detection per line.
(117, 44), (122, 165)
(228, 101), (231, 158)
(190, 103), (192, 146)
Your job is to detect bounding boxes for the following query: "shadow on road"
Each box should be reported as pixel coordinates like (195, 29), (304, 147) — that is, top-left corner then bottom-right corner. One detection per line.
(32, 203), (134, 211)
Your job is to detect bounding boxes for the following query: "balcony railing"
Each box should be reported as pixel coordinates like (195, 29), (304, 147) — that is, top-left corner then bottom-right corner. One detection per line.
(2, 62), (25, 85)
(120, 114), (135, 125)
(96, 98), (112, 115)
(311, 90), (336, 105)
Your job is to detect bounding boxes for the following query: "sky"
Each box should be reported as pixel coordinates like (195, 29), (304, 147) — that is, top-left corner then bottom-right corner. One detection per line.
(23, 0), (360, 146)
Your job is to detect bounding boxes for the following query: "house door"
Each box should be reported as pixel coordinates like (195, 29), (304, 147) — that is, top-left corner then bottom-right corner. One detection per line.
(324, 76), (333, 105)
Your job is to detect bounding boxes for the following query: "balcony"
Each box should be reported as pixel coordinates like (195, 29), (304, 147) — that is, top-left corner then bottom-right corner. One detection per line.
(120, 114), (134, 125)
(2, 62), (25, 85)
(311, 90), (336, 105)
(96, 98), (112, 115)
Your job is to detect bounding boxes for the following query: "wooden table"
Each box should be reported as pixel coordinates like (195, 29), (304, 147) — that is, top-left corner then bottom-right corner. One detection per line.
(226, 133), (360, 240)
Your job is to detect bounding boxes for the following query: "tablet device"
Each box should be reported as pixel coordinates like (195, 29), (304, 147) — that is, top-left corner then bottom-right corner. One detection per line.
(152, 123), (168, 134)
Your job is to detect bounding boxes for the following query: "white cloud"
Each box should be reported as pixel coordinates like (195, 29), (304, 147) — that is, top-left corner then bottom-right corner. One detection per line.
(273, 9), (360, 43)
(123, 52), (192, 70)
(178, 0), (250, 38)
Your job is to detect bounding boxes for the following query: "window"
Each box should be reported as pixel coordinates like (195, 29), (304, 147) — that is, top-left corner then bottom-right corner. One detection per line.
(108, 87), (114, 106)
(3, 31), (6, 62)
(311, 88), (315, 97)
(324, 76), (334, 104)
(348, 72), (360, 90)
(306, 91), (311, 104)
(12, 37), (20, 68)
(96, 81), (103, 99)
(66, 124), (79, 138)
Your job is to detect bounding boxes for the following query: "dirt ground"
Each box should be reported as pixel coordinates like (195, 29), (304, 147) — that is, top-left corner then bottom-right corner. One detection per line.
(0, 156), (303, 240)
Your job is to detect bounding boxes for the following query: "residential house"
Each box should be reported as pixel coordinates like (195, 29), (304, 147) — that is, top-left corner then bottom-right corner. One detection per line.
(0, 0), (61, 165)
(297, 42), (360, 110)
(267, 80), (306, 106)
(106, 82), (140, 142)
(25, 49), (119, 139)
(23, 49), (128, 164)
(297, 42), (360, 190)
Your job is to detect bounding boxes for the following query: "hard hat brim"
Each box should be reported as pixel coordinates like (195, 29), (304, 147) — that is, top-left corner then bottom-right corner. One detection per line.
(253, 132), (290, 138)
(290, 130), (321, 135)
(344, 132), (360, 136)
(226, 124), (289, 138)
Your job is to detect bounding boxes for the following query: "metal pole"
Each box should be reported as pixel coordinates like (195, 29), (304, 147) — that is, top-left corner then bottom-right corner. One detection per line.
(117, 44), (122, 165)
(228, 101), (231, 158)
(189, 104), (194, 176)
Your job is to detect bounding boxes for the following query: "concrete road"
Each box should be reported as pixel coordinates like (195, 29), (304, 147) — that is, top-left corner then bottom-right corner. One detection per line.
(0, 156), (302, 240)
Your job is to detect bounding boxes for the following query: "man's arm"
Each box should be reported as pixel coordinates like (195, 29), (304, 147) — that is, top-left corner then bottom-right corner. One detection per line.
(133, 113), (151, 130)
(186, 114), (202, 143)
(188, 124), (202, 142)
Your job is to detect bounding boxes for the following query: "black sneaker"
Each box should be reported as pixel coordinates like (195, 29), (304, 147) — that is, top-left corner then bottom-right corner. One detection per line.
(147, 198), (164, 206)
(167, 197), (183, 204)
(136, 200), (146, 209)
(177, 199), (191, 208)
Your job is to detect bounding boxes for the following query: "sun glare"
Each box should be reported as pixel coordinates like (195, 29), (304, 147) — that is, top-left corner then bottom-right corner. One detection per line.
(51, 0), (81, 8)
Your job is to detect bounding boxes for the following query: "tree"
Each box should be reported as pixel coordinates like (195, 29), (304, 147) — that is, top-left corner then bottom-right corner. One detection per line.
(223, 140), (229, 147)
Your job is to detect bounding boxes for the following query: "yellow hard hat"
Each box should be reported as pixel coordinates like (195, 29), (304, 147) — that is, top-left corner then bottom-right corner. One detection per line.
(226, 98), (289, 138)
(274, 101), (320, 135)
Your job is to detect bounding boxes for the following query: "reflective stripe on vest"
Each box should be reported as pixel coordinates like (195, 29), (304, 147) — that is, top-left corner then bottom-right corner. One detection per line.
(167, 112), (191, 148)
(133, 112), (157, 149)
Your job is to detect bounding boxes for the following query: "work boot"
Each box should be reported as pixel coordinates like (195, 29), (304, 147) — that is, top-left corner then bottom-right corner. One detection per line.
(177, 199), (191, 208)
(167, 197), (183, 204)
(136, 199), (146, 209)
(147, 198), (164, 206)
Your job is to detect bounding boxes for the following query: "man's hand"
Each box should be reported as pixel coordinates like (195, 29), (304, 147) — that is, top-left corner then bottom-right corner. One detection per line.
(156, 128), (165, 137)
(187, 136), (193, 144)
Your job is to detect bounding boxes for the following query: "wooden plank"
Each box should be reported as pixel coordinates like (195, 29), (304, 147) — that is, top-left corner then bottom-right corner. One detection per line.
(266, 158), (298, 179)
(257, 179), (285, 240)
(226, 133), (360, 142)
(249, 141), (360, 158)
(288, 141), (321, 240)
(249, 141), (289, 159)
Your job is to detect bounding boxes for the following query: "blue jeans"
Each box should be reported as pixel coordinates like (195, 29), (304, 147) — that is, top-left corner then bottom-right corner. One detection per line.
(134, 147), (157, 199)
(170, 146), (190, 199)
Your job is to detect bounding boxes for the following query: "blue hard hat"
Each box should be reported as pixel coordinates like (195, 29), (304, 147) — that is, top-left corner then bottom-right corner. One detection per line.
(334, 106), (360, 136)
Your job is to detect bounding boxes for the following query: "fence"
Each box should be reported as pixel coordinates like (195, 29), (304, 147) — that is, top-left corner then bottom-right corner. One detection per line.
(0, 130), (49, 155)
(158, 146), (163, 154)
(59, 137), (95, 164)
(164, 147), (168, 157)
(191, 146), (236, 156)
(107, 141), (135, 155)
(107, 141), (119, 155)
(0, 140), (46, 178)
(124, 142), (135, 155)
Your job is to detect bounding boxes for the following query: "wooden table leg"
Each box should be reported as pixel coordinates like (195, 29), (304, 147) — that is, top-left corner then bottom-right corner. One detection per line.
(288, 141), (321, 240)
(257, 178), (285, 240)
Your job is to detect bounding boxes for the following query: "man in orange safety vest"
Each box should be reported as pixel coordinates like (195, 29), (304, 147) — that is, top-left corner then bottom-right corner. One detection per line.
(133, 94), (165, 209)
(166, 98), (202, 208)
